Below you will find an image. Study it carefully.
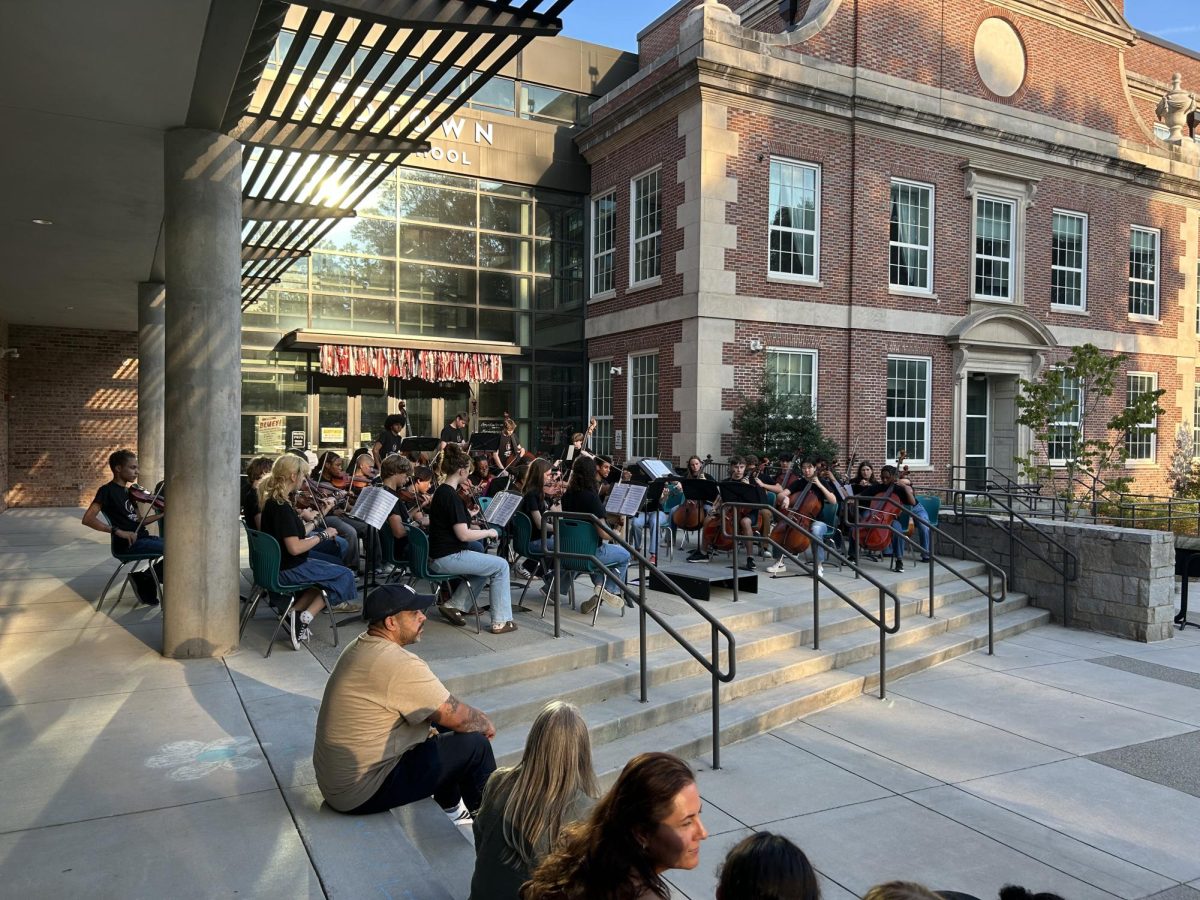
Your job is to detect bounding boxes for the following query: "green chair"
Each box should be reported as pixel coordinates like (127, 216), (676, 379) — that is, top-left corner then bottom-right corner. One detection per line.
(406, 527), (481, 633)
(545, 517), (618, 626)
(243, 528), (337, 658)
(917, 495), (941, 528)
(511, 511), (546, 608)
(377, 525), (410, 584)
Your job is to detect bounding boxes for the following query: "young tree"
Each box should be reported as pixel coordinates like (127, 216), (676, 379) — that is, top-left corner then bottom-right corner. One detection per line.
(1168, 422), (1199, 497)
(731, 380), (839, 462)
(1015, 343), (1164, 514)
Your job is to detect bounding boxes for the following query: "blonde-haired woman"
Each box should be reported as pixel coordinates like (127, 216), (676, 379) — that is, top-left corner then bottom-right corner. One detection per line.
(469, 702), (599, 900)
(257, 454), (359, 647)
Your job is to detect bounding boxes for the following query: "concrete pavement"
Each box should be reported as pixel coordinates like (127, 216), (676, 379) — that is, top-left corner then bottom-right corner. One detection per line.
(2, 509), (1199, 899)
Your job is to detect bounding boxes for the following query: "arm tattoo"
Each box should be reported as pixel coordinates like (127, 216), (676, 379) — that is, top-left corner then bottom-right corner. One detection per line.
(464, 706), (491, 733)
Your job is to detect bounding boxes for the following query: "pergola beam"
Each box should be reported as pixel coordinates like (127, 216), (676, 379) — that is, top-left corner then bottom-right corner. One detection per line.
(243, 197), (358, 221)
(303, 0), (561, 35)
(231, 115), (430, 156)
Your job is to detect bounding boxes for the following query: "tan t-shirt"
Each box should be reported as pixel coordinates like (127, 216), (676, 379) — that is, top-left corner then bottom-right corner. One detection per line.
(313, 633), (450, 812)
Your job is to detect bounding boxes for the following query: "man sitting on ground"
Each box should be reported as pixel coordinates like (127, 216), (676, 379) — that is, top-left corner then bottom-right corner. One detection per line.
(314, 583), (497, 819)
(82, 449), (163, 605)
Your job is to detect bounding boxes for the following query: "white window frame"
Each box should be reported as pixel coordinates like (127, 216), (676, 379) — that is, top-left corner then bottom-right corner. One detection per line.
(1128, 226), (1160, 321)
(886, 355), (932, 467)
(766, 348), (818, 413)
(588, 359), (614, 458)
(627, 351), (658, 460)
(590, 190), (617, 300)
(1050, 209), (1088, 311)
(1125, 371), (1158, 463)
(629, 166), (661, 288)
(1193, 382), (1200, 459)
(888, 179), (935, 295)
(767, 157), (821, 283)
(972, 195), (1016, 302)
(963, 166), (1034, 306)
(1046, 370), (1082, 465)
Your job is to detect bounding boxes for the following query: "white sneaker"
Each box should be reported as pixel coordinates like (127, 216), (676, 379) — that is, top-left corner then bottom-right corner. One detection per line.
(600, 587), (624, 609)
(766, 561), (786, 575)
(286, 611), (300, 650)
(442, 800), (473, 826)
(817, 564), (825, 578)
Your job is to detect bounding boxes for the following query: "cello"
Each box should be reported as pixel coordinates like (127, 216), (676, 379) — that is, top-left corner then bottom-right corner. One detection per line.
(701, 501), (736, 552)
(770, 479), (823, 555)
(856, 449), (905, 553)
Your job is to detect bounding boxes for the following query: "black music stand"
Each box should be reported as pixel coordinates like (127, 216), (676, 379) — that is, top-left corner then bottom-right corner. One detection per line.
(1176, 551), (1200, 630)
(681, 479), (720, 506)
(468, 432), (501, 455)
(636, 477), (672, 559)
(400, 436), (440, 455)
(718, 480), (763, 572)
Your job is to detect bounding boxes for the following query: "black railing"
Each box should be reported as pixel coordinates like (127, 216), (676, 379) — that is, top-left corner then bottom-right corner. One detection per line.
(542, 511), (736, 768)
(945, 488), (1080, 626)
(847, 495), (1008, 653)
(716, 502), (904, 697)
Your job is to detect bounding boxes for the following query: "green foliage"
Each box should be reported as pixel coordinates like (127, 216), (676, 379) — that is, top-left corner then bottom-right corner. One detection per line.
(731, 381), (839, 462)
(1015, 343), (1164, 516)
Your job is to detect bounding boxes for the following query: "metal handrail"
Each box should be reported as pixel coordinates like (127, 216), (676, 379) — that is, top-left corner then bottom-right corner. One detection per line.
(944, 488), (1080, 626)
(948, 465), (1040, 497)
(847, 494), (1008, 652)
(714, 501), (904, 697)
(542, 510), (736, 768)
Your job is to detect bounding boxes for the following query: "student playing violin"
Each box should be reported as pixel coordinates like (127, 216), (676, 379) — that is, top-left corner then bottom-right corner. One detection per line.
(82, 449), (163, 606)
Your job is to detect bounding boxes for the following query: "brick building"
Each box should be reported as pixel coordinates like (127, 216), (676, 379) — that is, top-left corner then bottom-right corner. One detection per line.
(577, 0), (1200, 491)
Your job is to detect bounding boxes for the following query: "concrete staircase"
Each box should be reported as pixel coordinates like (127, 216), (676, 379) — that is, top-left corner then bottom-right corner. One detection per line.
(311, 560), (1049, 900)
(442, 560), (1047, 785)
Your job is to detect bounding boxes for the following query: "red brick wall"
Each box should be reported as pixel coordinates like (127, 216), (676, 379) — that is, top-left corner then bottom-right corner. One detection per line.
(5, 325), (139, 509)
(588, 321), (683, 464)
(637, 1), (692, 66)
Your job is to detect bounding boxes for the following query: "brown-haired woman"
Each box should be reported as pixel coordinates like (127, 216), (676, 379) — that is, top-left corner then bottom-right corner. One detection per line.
(427, 444), (517, 634)
(521, 751), (707, 900)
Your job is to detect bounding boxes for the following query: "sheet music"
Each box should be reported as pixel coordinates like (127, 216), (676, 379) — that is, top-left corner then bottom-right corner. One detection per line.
(483, 491), (522, 528)
(639, 459), (673, 479)
(349, 486), (394, 531)
(605, 483), (646, 517)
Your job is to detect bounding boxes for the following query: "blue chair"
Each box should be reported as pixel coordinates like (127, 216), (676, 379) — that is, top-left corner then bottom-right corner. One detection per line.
(406, 527), (481, 633)
(243, 528), (336, 658)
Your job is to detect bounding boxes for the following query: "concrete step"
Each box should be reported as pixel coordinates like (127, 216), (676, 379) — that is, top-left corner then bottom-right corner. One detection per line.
(439, 559), (992, 697)
(487, 591), (1035, 768)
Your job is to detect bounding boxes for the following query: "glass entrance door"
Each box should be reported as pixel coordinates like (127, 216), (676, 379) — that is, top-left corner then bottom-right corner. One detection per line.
(965, 375), (989, 491)
(315, 383), (389, 459)
(400, 383), (471, 439)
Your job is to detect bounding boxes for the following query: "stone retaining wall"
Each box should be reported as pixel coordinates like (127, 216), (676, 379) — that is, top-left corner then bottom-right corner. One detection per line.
(939, 513), (1175, 642)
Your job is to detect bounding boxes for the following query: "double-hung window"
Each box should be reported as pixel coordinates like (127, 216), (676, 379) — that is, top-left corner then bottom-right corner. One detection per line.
(768, 158), (820, 280)
(1051, 211), (1087, 309)
(628, 352), (658, 459)
(1047, 371), (1081, 463)
(974, 196), (1015, 300)
(889, 180), (933, 292)
(1125, 373), (1158, 462)
(1193, 382), (1200, 456)
(630, 169), (661, 286)
(886, 356), (931, 465)
(766, 349), (817, 412)
(588, 360), (613, 457)
(591, 191), (616, 297)
(1128, 226), (1159, 318)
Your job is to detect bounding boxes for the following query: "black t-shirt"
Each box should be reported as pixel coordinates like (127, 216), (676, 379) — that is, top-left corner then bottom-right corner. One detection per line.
(519, 490), (547, 526)
(375, 430), (404, 458)
(261, 498), (308, 570)
(497, 433), (518, 465)
(428, 483), (470, 559)
(94, 482), (146, 553)
(562, 488), (606, 522)
(241, 480), (261, 527)
(440, 424), (465, 445)
(384, 492), (412, 555)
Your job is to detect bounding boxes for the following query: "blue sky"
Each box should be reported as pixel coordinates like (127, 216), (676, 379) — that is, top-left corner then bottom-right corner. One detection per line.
(560, 0), (1200, 53)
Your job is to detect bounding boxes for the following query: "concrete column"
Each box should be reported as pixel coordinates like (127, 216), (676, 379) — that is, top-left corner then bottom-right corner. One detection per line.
(162, 128), (242, 658)
(137, 282), (165, 488)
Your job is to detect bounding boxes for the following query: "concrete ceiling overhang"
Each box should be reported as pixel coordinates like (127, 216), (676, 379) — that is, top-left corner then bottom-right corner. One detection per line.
(0, 0), (216, 330)
(0, 0), (571, 331)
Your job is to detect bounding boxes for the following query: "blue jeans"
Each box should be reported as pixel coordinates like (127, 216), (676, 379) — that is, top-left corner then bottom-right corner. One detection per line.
(593, 542), (630, 594)
(324, 516), (361, 568)
(631, 511), (667, 554)
(430, 550), (513, 625)
(314, 536), (349, 562)
(908, 502), (932, 557)
(279, 555), (358, 603)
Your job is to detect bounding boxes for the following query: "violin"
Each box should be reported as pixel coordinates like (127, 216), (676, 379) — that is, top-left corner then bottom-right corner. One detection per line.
(128, 483), (165, 512)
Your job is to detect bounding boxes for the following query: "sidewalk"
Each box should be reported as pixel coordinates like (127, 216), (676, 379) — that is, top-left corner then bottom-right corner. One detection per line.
(1, 509), (1198, 899)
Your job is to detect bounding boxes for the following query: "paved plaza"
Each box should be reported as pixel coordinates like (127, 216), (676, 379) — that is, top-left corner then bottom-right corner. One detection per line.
(2, 508), (1199, 899)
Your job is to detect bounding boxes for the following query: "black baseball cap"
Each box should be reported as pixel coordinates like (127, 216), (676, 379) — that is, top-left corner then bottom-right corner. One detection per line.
(363, 584), (437, 622)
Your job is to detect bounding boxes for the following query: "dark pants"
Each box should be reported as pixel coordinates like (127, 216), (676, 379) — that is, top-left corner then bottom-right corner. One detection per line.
(345, 731), (496, 816)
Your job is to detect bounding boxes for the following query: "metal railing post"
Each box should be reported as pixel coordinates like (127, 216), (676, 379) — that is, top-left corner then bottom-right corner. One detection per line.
(553, 544), (562, 639)
(879, 588), (887, 699)
(730, 512), (740, 603)
(639, 548), (647, 703)
(712, 629), (721, 769)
